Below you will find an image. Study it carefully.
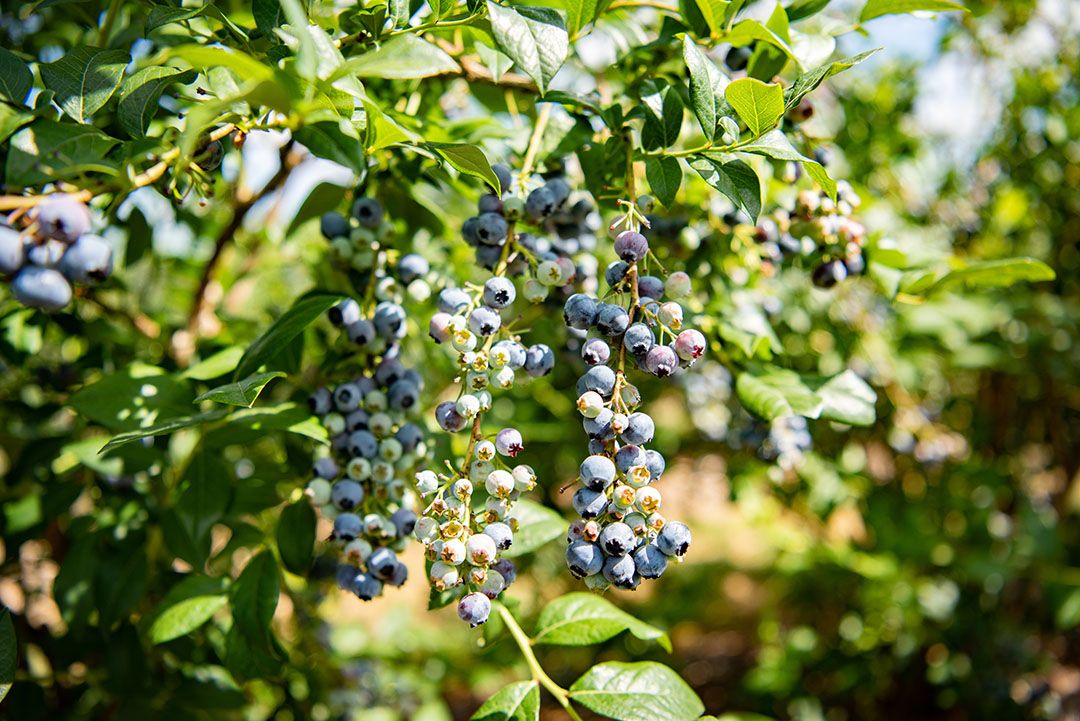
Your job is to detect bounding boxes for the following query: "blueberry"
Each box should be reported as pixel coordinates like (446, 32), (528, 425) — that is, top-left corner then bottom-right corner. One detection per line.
(390, 508), (417, 537)
(26, 240), (66, 267)
(582, 408), (614, 439)
(579, 454), (616, 491)
(56, 234), (112, 283)
(336, 563), (361, 591)
(493, 340), (527, 369)
(566, 540), (604, 578)
(320, 211), (350, 239)
(483, 277), (516, 309)
(11, 267), (72, 311)
(645, 449), (665, 481)
(633, 543), (668, 579)
(332, 513), (363, 542)
(576, 365), (617, 398)
(845, 252), (866, 276)
(495, 428), (524, 457)
(385, 561), (409, 587)
(622, 323), (654, 356)
(373, 301), (407, 339)
(544, 177), (571, 208)
(0, 226), (24, 276)
(615, 444), (647, 474)
(475, 244), (503, 270)
(397, 253), (430, 284)
(33, 195), (91, 243)
(462, 216), (481, 246)
(374, 357), (406, 386)
(599, 522), (635, 556)
(331, 480), (364, 511)
(334, 383), (362, 412)
(637, 275), (664, 299)
(812, 259), (848, 288)
(347, 319), (377, 346)
(492, 558), (517, 586)
(491, 163), (513, 194)
(596, 304), (630, 336)
(458, 592), (492, 626)
(644, 345), (679, 377)
(468, 306), (501, 336)
(367, 547), (399, 581)
(309, 387), (332, 415)
(352, 197), (384, 228)
(395, 423), (424, 452)
(329, 298), (362, 327)
(476, 212), (508, 245)
(429, 312), (452, 343)
(572, 487), (608, 519)
(525, 186), (557, 221)
(483, 521), (514, 550)
(438, 287), (471, 314)
(657, 521), (691, 557)
(435, 401), (468, 432)
(602, 553), (636, 588)
(523, 344), (554, 377)
(613, 231), (649, 263)
(623, 412), (655, 445)
(581, 338), (611, 366)
(348, 430), (379, 458)
(387, 379), (420, 411)
(563, 293), (599, 329)
(588, 437), (607, 455)
(478, 193), (503, 214)
(351, 572), (384, 600)
(605, 261), (630, 289)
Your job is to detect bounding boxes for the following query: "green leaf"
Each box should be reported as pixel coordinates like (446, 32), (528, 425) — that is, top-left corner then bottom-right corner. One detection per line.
(0, 609), (15, 704)
(693, 0), (731, 36)
(926, 257), (1056, 293)
(117, 66), (197, 137)
(502, 500), (564, 558)
(427, 142), (501, 191)
(0, 47), (32, 105)
(204, 402), (328, 446)
(471, 680), (540, 721)
(70, 363), (194, 432)
(682, 36), (728, 141)
(565, 0), (600, 38)
(340, 35), (460, 79)
(724, 78), (784, 136)
(182, 346), (245, 380)
(229, 551), (280, 642)
(277, 500), (317, 575)
(735, 368), (821, 420)
(737, 129), (835, 199)
(253, 0), (285, 34)
(486, 2), (569, 95)
(175, 451), (232, 562)
(689, 155), (761, 221)
(146, 3), (208, 32)
(534, 593), (671, 651)
(40, 47), (130, 123)
(294, 120), (366, 174)
(785, 0), (832, 21)
(234, 293), (344, 380)
(94, 547), (148, 628)
(145, 576), (228, 643)
(150, 594), (227, 644)
(6, 119), (119, 187)
(814, 370), (876, 426)
(388, 0), (411, 27)
(641, 82), (682, 150)
(569, 662), (704, 721)
(726, 19), (799, 68)
(195, 371), (285, 408)
(99, 410), (229, 454)
(859, 0), (966, 22)
(430, 0), (457, 21)
(645, 156), (682, 207)
(784, 49), (878, 112)
(1056, 589), (1080, 630)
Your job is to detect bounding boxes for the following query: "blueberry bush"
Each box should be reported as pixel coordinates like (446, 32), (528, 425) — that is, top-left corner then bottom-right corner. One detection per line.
(0, 0), (1072, 719)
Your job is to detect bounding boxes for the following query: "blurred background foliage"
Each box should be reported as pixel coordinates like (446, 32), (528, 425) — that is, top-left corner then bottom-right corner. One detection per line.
(0, 0), (1077, 720)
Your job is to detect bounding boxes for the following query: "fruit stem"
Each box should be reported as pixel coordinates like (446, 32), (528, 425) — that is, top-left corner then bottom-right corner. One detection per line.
(496, 604), (585, 721)
(520, 103), (553, 180)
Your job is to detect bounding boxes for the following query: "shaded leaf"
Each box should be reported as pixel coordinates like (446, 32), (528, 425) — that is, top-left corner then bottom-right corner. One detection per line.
(230, 551), (280, 642)
(689, 155), (760, 221)
(735, 368), (821, 420)
(40, 46), (130, 123)
(814, 370), (876, 426)
(146, 3), (208, 32)
(6, 119), (119, 187)
(926, 257), (1056, 293)
(737, 129), (835, 199)
(0, 47), (32, 105)
(294, 120), (366, 173)
(645, 156), (682, 207)
(234, 293), (345, 380)
(147, 576), (229, 644)
(277, 500), (316, 575)
(99, 410), (228, 454)
(0, 609), (14, 704)
(117, 66), (197, 137)
(502, 500), (564, 558)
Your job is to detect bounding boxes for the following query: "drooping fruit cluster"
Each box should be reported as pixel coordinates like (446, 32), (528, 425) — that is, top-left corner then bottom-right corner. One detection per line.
(304, 196), (428, 602)
(561, 199), (697, 590)
(1, 195), (113, 311)
(753, 181), (866, 288)
(419, 164), (601, 626)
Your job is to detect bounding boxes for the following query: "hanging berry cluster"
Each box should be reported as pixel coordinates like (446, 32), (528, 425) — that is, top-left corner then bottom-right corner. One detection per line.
(1, 194), (113, 311)
(304, 196), (428, 602)
(417, 160), (603, 626)
(562, 199), (699, 590)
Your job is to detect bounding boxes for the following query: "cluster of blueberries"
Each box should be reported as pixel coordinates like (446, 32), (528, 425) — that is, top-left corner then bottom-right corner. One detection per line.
(0, 195), (114, 311)
(561, 202), (700, 589)
(754, 182), (867, 288)
(304, 198), (429, 602)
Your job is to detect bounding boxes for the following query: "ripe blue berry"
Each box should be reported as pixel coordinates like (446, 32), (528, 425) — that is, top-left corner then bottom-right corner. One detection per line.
(0, 226), (24, 276)
(482, 521), (514, 550)
(576, 365), (616, 398)
(623, 322), (654, 356)
(491, 163), (513, 194)
(545, 177), (571, 208)
(623, 412), (655, 445)
(347, 319), (376, 346)
(523, 344), (555, 377)
(615, 444), (647, 473)
(332, 513), (363, 541)
(645, 449), (666, 481)
(633, 543), (668, 579)
(348, 430), (378, 458)
(397, 253), (430, 283)
(329, 299), (362, 327)
(566, 540), (604, 578)
(582, 408), (614, 439)
(387, 379), (420, 411)
(352, 197), (384, 228)
(458, 592), (492, 626)
(563, 293), (599, 329)
(813, 259), (848, 288)
(599, 522), (635, 556)
(390, 508), (418, 537)
(11, 267), (72, 311)
(478, 193), (503, 214)
(58, 234), (112, 283)
(579, 454), (616, 491)
(320, 211), (350, 239)
(351, 572), (384, 600)
(468, 306), (501, 336)
(438, 287), (471, 314)
(483, 277), (516, 309)
(525, 186), (556, 221)
(33, 195), (92, 243)
(373, 302), (407, 339)
(572, 487), (608, 518)
(596, 304), (630, 336)
(605, 261), (630, 289)
(367, 547), (399, 581)
(657, 521), (691, 557)
(476, 212), (508, 245)
(331, 480), (365, 510)
(637, 275), (664, 299)
(435, 401), (468, 432)
(601, 554), (636, 587)
(581, 338), (611, 366)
